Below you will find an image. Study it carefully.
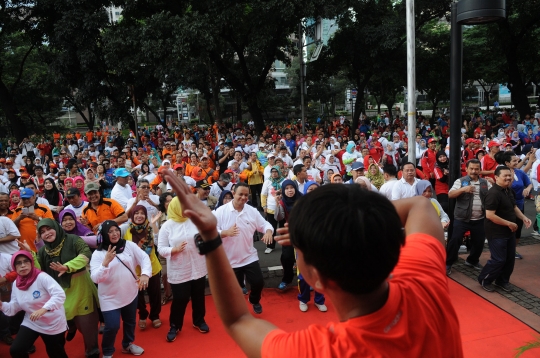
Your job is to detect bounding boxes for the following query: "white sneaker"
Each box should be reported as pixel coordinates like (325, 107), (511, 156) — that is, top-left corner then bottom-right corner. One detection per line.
(315, 303), (328, 312)
(264, 248), (273, 254)
(122, 343), (144, 356)
(299, 302), (308, 312)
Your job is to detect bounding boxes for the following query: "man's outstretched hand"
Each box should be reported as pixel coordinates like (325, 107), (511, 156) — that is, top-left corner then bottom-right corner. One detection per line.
(275, 223), (291, 246)
(163, 171), (218, 241)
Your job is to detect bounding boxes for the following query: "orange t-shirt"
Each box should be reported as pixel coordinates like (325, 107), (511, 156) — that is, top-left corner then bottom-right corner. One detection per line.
(86, 131), (94, 142)
(262, 233), (463, 358)
(11, 204), (54, 252)
(53, 133), (61, 142)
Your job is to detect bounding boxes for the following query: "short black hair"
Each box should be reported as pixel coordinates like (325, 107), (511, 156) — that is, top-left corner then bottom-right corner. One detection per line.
(401, 162), (415, 170)
(289, 185), (405, 295)
(382, 165), (397, 177)
(466, 159), (481, 168)
(501, 151), (517, 165)
(495, 165), (511, 177)
(494, 151), (506, 165)
(233, 182), (249, 192)
(293, 164), (305, 176)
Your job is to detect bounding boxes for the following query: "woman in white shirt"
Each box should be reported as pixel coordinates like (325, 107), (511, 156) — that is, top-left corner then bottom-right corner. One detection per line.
(90, 221), (151, 358)
(260, 166), (286, 254)
(158, 197), (208, 343)
(0, 250), (68, 358)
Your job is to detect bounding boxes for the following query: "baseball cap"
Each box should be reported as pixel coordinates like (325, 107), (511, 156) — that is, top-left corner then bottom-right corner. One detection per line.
(267, 153), (276, 158)
(196, 180), (210, 189)
(20, 173), (30, 179)
(0, 158), (5, 163)
(351, 162), (365, 170)
(84, 182), (100, 194)
(487, 141), (500, 148)
(173, 163), (184, 170)
(5, 159), (12, 164)
(258, 143), (265, 147)
(113, 168), (131, 177)
(465, 138), (474, 144)
(66, 188), (81, 197)
(428, 138), (437, 144)
(20, 188), (34, 199)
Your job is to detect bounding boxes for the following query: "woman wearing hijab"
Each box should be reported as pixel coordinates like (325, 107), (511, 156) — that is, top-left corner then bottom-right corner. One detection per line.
(261, 166), (286, 254)
(341, 141), (361, 179)
(74, 176), (88, 201)
(276, 180), (301, 290)
(0, 250), (68, 358)
(43, 178), (64, 218)
(382, 141), (400, 169)
(433, 151), (450, 213)
(9, 190), (20, 210)
(121, 205), (162, 330)
(90, 220), (151, 358)
(26, 218), (100, 358)
(59, 209), (98, 249)
(215, 190), (233, 211)
(157, 197), (209, 343)
(415, 180), (450, 229)
(330, 173), (343, 183)
(366, 163), (385, 190)
(303, 181), (319, 195)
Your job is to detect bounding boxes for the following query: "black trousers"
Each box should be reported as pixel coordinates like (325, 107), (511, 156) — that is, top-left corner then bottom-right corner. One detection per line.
(169, 277), (206, 330)
(515, 207), (525, 240)
(446, 219), (485, 267)
(478, 235), (516, 285)
(281, 245), (296, 284)
(233, 261), (264, 305)
(249, 183), (263, 209)
(265, 213), (285, 250)
(137, 272), (162, 321)
(437, 193), (449, 214)
(10, 325), (68, 358)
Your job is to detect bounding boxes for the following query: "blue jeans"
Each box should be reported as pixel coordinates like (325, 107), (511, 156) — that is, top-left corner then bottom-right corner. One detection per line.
(101, 296), (138, 356)
(478, 236), (516, 285)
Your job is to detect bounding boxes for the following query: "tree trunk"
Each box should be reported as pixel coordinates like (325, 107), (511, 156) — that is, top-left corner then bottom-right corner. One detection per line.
(352, 90), (365, 130)
(506, 50), (531, 119)
(237, 95), (242, 123)
(0, 81), (28, 141)
(161, 99), (168, 129)
(431, 100), (438, 125)
(245, 94), (265, 133)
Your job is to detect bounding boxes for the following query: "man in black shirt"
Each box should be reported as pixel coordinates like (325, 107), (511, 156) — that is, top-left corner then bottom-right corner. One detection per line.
(478, 166), (531, 292)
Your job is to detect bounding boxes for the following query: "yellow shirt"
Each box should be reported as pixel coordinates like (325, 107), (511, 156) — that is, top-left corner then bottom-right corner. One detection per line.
(123, 229), (162, 277)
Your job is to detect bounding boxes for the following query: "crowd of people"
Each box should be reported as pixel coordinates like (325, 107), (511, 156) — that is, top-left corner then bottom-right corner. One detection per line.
(0, 106), (539, 357)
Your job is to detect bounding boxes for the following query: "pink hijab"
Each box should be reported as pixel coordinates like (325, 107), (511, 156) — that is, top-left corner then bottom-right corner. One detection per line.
(11, 250), (42, 291)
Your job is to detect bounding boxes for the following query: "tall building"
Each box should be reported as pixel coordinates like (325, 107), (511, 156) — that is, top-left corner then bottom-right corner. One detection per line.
(106, 6), (123, 23)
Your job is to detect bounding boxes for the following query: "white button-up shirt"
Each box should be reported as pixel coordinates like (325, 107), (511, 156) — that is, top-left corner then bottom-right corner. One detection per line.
(214, 201), (273, 268)
(391, 177), (419, 200)
(126, 194), (160, 220)
(157, 219), (207, 284)
(379, 178), (398, 201)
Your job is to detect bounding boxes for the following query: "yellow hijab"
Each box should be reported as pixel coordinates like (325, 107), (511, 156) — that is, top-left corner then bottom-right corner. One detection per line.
(167, 196), (188, 223)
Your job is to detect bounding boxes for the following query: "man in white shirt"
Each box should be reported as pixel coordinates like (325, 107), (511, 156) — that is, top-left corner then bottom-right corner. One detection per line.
(104, 141), (118, 156)
(277, 146), (294, 168)
(293, 164), (307, 193)
(228, 150), (249, 172)
(391, 162), (419, 200)
(64, 188), (88, 218)
(263, 154), (277, 181)
(0, 213), (20, 254)
(209, 173), (233, 199)
(303, 156), (321, 184)
(110, 168), (133, 209)
(379, 165), (399, 200)
(126, 179), (160, 219)
(214, 182), (273, 314)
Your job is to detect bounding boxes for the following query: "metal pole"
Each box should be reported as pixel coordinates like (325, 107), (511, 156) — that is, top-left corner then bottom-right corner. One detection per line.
(448, 2), (463, 240)
(406, 0), (417, 164)
(299, 22), (306, 135)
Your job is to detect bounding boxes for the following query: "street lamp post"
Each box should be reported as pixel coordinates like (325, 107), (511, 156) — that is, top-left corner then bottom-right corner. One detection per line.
(448, 0), (506, 237)
(406, 0), (417, 165)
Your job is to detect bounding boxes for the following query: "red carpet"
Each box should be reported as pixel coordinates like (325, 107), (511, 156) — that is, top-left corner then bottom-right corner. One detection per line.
(1, 282), (539, 357)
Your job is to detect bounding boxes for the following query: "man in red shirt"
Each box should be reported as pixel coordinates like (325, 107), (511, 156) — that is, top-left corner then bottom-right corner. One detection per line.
(480, 141), (500, 182)
(421, 138), (437, 181)
(162, 172), (463, 358)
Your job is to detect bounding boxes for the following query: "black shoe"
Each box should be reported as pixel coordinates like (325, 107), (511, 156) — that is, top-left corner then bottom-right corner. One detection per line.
(27, 345), (36, 354)
(1, 334), (14, 346)
(193, 322), (210, 333)
(464, 260), (483, 270)
(66, 325), (77, 342)
(251, 303), (263, 314)
(480, 279), (495, 292)
(166, 326), (179, 342)
(493, 282), (513, 292)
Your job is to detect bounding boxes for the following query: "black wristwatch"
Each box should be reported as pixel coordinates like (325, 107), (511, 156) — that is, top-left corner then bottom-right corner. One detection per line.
(194, 233), (222, 255)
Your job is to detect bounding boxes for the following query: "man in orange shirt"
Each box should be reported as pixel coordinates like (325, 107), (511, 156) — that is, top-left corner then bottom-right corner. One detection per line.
(11, 188), (54, 252)
(163, 172), (463, 358)
(86, 130), (94, 143)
